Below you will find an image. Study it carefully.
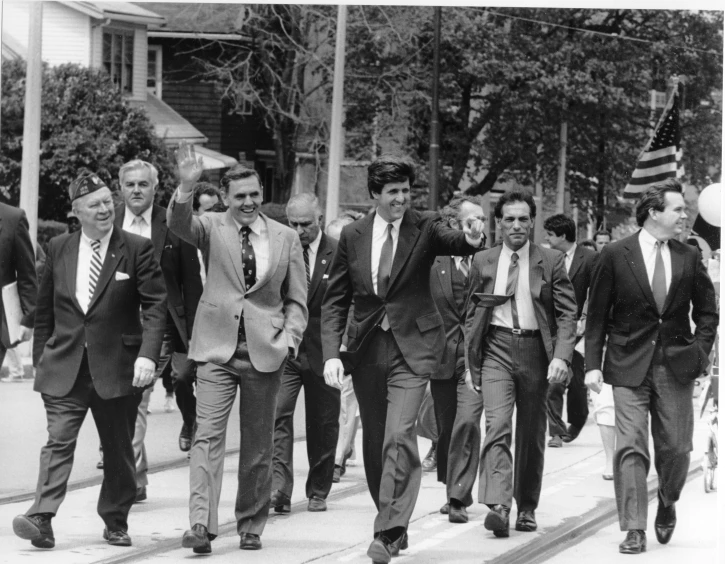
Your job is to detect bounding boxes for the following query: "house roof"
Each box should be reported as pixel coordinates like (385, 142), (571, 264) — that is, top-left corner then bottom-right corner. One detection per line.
(60, 1), (166, 25)
(137, 3), (250, 37)
(129, 93), (208, 145)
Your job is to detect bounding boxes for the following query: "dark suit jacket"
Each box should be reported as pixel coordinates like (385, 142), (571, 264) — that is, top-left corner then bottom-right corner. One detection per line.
(299, 233), (337, 376)
(115, 205), (202, 348)
(585, 231), (718, 386)
(567, 244), (598, 319)
(33, 227), (167, 399)
(322, 209), (479, 376)
(0, 203), (37, 346)
(430, 256), (469, 379)
(464, 243), (578, 387)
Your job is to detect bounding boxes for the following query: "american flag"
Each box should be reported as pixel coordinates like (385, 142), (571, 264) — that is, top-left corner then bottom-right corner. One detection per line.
(623, 90), (684, 197)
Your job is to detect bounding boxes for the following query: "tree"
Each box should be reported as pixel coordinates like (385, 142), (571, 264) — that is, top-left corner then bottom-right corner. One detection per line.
(0, 61), (175, 222)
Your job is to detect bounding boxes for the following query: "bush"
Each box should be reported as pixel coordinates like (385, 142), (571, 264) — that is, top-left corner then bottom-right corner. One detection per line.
(37, 219), (68, 251)
(0, 60), (175, 222)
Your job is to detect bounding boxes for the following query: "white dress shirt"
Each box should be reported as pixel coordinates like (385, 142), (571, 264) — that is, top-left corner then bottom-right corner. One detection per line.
(122, 205), (153, 240)
(76, 227), (113, 314)
(454, 255), (471, 274)
(491, 241), (538, 330)
(232, 214), (270, 284)
(305, 229), (323, 281)
(565, 243), (577, 274)
(371, 212), (403, 295)
(639, 228), (672, 293)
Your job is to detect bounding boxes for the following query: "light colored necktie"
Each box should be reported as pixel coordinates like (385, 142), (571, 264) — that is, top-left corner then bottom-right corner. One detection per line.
(458, 256), (470, 278)
(89, 239), (102, 302)
(131, 215), (145, 236)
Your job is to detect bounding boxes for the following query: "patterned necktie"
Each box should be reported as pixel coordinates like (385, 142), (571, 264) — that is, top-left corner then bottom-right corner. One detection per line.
(458, 256), (470, 278)
(507, 252), (520, 329)
(241, 226), (256, 289)
(89, 239), (102, 302)
(652, 241), (667, 313)
(377, 223), (394, 297)
(303, 245), (311, 287)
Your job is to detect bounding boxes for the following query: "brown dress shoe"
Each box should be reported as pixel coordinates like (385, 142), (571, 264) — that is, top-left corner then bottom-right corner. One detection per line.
(484, 504), (510, 538)
(619, 530), (647, 554)
(182, 523), (212, 554)
(103, 528), (132, 546)
(270, 490), (291, 513)
(240, 533), (262, 550)
(308, 496), (327, 512)
(12, 514), (55, 549)
(515, 510), (537, 532)
(367, 537), (392, 563)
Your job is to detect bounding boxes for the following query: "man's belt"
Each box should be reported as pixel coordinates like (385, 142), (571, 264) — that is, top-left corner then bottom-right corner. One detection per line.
(490, 325), (540, 337)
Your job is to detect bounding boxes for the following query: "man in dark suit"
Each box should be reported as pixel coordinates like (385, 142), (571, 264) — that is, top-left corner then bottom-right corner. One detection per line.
(12, 172), (166, 549)
(428, 196), (486, 524)
(543, 214), (598, 447)
(116, 159), (203, 502)
(169, 147), (308, 553)
(585, 179), (718, 555)
(0, 202), (37, 379)
(322, 155), (485, 564)
(465, 189), (577, 538)
(271, 193), (340, 513)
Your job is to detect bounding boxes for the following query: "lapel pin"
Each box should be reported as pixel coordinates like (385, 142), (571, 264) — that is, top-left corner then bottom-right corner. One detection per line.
(322, 259), (327, 265)
(442, 270), (445, 274)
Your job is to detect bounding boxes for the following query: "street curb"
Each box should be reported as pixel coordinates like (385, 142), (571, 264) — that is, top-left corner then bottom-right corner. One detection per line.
(92, 481), (371, 564)
(485, 463), (703, 564)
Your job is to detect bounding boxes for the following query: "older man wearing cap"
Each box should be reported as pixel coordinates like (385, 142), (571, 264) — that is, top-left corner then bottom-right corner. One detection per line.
(11, 172), (167, 549)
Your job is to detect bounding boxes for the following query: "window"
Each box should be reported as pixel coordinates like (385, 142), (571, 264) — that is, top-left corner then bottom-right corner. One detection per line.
(102, 30), (134, 93)
(147, 45), (162, 98)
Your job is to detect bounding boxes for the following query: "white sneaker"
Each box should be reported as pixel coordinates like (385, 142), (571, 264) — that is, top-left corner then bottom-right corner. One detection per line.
(164, 395), (176, 412)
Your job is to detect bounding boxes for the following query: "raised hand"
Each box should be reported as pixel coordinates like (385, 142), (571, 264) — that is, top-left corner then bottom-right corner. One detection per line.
(462, 217), (486, 246)
(176, 140), (204, 191)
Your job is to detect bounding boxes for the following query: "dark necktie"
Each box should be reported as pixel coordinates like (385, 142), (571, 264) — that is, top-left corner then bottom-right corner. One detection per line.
(377, 223), (394, 297)
(303, 245), (311, 287)
(507, 252), (520, 329)
(652, 241), (667, 313)
(241, 226), (256, 289)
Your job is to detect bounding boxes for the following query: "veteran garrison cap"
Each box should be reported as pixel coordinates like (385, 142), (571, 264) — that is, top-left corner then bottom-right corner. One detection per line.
(69, 172), (108, 202)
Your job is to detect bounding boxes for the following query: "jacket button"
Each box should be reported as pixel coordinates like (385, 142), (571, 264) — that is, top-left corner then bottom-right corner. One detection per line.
(652, 340), (656, 345)
(234, 315), (239, 320)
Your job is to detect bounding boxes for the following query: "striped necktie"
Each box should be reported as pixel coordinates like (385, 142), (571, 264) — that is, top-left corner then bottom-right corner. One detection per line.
(457, 256), (471, 278)
(507, 252), (520, 329)
(89, 239), (102, 302)
(303, 245), (311, 287)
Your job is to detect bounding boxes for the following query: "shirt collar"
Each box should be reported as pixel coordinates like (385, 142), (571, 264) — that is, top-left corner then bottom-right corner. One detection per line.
(232, 213), (265, 236)
(639, 227), (667, 249)
(126, 205), (153, 226)
(373, 211), (403, 234)
(502, 240), (529, 259)
(81, 226), (113, 247)
(307, 229), (323, 253)
(566, 243), (577, 259)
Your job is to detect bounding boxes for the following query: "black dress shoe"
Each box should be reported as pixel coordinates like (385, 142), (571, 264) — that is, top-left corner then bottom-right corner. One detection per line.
(515, 510), (537, 532)
(619, 530), (646, 554)
(440, 502), (450, 515)
(103, 528), (132, 546)
(179, 423), (192, 452)
(134, 486), (147, 503)
(654, 497), (676, 545)
(270, 490), (291, 513)
(390, 531), (409, 556)
(182, 523), (212, 554)
(367, 537), (392, 563)
(484, 504), (510, 538)
(308, 495), (327, 512)
(548, 435), (563, 448)
(332, 465), (343, 483)
(422, 443), (437, 472)
(240, 533), (262, 550)
(12, 513), (55, 549)
(562, 424), (582, 443)
(449, 500), (468, 524)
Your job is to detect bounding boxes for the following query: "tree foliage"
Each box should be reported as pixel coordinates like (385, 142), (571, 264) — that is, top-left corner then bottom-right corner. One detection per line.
(0, 61), (175, 222)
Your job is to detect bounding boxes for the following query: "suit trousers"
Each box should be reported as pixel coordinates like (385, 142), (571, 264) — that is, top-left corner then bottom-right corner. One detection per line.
(335, 374), (359, 466)
(189, 340), (282, 537)
(134, 325), (196, 488)
(416, 385), (439, 443)
(272, 355), (341, 500)
(430, 358), (484, 507)
(612, 358), (694, 531)
(479, 329), (549, 511)
(28, 353), (142, 531)
(351, 328), (429, 535)
(546, 350), (589, 437)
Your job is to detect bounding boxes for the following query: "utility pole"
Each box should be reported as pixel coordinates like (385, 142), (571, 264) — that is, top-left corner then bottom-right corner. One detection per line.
(555, 120), (567, 214)
(325, 4), (347, 225)
(427, 7), (441, 211)
(19, 2), (43, 247)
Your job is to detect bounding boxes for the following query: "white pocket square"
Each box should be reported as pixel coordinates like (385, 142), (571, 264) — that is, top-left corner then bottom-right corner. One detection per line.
(323, 274), (329, 280)
(115, 272), (130, 281)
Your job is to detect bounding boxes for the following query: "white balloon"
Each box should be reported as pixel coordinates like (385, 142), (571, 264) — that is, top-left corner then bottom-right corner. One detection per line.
(698, 183), (721, 227)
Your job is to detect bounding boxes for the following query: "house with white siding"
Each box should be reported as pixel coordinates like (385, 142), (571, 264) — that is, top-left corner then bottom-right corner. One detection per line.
(1, 1), (236, 168)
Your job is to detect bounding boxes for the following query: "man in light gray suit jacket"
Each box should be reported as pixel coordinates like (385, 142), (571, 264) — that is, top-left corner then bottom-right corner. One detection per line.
(168, 144), (308, 554)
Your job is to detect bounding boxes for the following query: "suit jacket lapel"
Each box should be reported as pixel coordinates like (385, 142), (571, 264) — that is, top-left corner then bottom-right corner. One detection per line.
(251, 214), (282, 292)
(220, 210), (247, 290)
(529, 244), (544, 299)
(88, 228), (123, 312)
(64, 231), (83, 312)
(308, 233), (332, 303)
(150, 205), (167, 262)
(353, 214), (375, 296)
(664, 242), (685, 313)
(435, 256), (459, 314)
(568, 247), (583, 280)
(623, 235), (658, 312)
(481, 246), (502, 293)
(388, 211), (421, 291)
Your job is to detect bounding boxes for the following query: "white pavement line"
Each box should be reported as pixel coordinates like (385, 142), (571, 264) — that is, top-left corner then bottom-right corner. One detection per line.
(396, 521), (482, 561)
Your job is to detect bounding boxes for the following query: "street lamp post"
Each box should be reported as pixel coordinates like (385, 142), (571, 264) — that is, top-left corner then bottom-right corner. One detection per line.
(428, 6), (441, 211)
